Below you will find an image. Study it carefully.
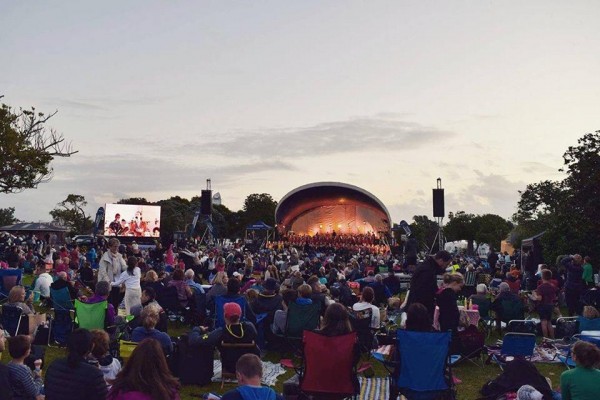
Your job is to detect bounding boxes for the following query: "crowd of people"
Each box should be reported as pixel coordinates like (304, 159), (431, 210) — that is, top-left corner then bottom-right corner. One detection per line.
(0, 230), (599, 399)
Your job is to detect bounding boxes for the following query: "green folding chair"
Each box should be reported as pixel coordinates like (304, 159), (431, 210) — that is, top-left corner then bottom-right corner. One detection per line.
(74, 299), (107, 330)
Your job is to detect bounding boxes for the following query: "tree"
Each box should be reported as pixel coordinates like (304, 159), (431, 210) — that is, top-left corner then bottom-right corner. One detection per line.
(515, 130), (600, 262)
(0, 98), (77, 193)
(117, 197), (154, 205)
(155, 196), (192, 240)
(49, 194), (93, 234)
(409, 215), (439, 251)
(473, 214), (513, 250)
(443, 211), (477, 253)
(242, 193), (277, 228)
(0, 207), (18, 227)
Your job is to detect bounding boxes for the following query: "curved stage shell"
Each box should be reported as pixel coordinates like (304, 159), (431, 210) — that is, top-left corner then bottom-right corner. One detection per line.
(275, 182), (391, 236)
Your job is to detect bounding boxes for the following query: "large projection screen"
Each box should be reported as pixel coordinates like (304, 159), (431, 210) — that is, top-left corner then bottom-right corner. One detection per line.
(104, 204), (161, 237)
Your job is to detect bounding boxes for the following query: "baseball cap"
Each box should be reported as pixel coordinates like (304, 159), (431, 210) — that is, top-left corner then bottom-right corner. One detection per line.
(223, 302), (242, 319)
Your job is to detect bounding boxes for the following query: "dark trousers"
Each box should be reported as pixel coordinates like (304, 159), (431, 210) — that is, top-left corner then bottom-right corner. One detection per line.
(109, 286), (124, 311)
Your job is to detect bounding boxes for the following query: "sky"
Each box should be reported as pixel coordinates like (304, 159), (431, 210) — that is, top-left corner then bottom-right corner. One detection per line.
(1, 1), (599, 225)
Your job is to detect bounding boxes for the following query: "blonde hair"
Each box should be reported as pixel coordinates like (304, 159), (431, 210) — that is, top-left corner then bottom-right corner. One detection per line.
(141, 304), (160, 329)
(212, 271), (227, 285)
(145, 270), (158, 282)
(443, 272), (464, 285)
(8, 286), (25, 304)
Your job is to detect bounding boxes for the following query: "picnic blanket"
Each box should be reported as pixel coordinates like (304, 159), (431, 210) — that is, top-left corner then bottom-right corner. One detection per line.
(486, 344), (562, 363)
(359, 377), (390, 400)
(211, 360), (286, 386)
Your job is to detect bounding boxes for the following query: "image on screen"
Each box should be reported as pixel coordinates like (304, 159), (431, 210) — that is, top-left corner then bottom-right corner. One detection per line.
(104, 204), (161, 237)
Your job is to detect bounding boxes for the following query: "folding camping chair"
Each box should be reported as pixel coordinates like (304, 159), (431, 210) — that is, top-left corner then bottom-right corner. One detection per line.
(214, 295), (247, 329)
(0, 269), (23, 303)
(556, 334), (600, 369)
(218, 340), (260, 389)
(74, 299), (107, 330)
(157, 285), (187, 324)
(48, 287), (75, 347)
(298, 330), (359, 399)
(497, 299), (525, 329)
(452, 325), (487, 367)
(577, 316), (600, 334)
(507, 320), (538, 335)
(490, 332), (536, 370)
(395, 330), (455, 400)
(118, 340), (138, 364)
(348, 307), (374, 355)
(472, 297), (493, 336)
(555, 317), (579, 339)
(277, 301), (321, 355)
(0, 304), (26, 336)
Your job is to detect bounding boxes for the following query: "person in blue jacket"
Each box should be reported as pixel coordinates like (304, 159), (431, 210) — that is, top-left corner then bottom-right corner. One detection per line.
(221, 354), (283, 400)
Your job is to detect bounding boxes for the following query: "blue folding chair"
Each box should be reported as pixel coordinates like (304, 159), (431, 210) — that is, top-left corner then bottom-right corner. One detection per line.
(48, 287), (75, 347)
(0, 269), (23, 303)
(557, 334), (600, 369)
(395, 330), (455, 400)
(0, 304), (26, 336)
(214, 295), (247, 329)
(578, 316), (600, 333)
(491, 332), (536, 370)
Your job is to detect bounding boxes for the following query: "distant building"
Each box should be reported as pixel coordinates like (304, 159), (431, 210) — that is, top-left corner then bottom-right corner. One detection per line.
(213, 192), (222, 206)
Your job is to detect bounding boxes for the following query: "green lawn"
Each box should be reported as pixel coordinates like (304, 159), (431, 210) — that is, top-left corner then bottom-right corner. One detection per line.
(7, 275), (566, 400)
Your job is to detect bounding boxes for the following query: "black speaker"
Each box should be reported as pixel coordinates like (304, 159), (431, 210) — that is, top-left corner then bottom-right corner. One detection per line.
(432, 189), (445, 217)
(200, 190), (212, 215)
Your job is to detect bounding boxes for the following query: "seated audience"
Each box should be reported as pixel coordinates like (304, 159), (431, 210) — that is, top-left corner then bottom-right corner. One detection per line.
(206, 271), (228, 311)
(352, 287), (380, 329)
(44, 329), (108, 400)
(184, 269), (204, 293)
(383, 270), (401, 296)
(491, 282), (523, 331)
(251, 278), (282, 317)
(189, 302), (259, 373)
(272, 289), (298, 334)
(560, 341), (600, 400)
(7, 335), (44, 400)
(167, 269), (192, 307)
(368, 274), (392, 306)
(131, 305), (173, 356)
(85, 281), (116, 327)
(107, 339), (180, 400)
(90, 329), (121, 388)
(215, 278), (256, 325)
(7, 286), (46, 334)
(50, 271), (78, 300)
(221, 354), (283, 400)
(318, 303), (353, 337)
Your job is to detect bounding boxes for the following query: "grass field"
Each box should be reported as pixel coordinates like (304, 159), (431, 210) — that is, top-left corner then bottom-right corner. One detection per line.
(3, 275), (567, 400)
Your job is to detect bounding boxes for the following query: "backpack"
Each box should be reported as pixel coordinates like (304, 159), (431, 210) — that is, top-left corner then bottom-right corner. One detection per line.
(479, 358), (552, 399)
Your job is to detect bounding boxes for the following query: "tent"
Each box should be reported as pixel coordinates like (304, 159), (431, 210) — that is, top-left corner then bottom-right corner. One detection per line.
(521, 231), (545, 248)
(245, 221), (273, 250)
(520, 231), (545, 269)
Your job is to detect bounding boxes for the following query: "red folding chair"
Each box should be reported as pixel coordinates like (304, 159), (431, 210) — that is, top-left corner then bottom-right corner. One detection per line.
(299, 330), (359, 399)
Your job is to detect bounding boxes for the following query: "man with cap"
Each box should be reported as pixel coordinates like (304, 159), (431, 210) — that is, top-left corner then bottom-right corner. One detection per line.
(189, 302), (260, 372)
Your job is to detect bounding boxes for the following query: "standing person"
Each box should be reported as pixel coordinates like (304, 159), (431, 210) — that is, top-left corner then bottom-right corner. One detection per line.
(531, 269), (559, 339)
(436, 273), (464, 335)
(107, 339), (180, 400)
(560, 341), (600, 400)
(406, 251), (452, 319)
(6, 335), (44, 400)
(582, 256), (594, 288)
(98, 238), (127, 310)
(110, 256), (142, 314)
(562, 254), (585, 316)
(44, 329), (108, 400)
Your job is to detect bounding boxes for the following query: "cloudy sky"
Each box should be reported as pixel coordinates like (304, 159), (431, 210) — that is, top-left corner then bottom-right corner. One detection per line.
(1, 1), (598, 224)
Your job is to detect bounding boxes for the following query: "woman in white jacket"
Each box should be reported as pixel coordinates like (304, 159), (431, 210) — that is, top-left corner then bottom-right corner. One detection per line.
(111, 256), (141, 314)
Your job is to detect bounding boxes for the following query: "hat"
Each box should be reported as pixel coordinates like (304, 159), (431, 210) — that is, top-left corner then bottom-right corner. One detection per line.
(223, 302), (242, 319)
(264, 278), (278, 292)
(232, 271), (242, 279)
(516, 385), (543, 400)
